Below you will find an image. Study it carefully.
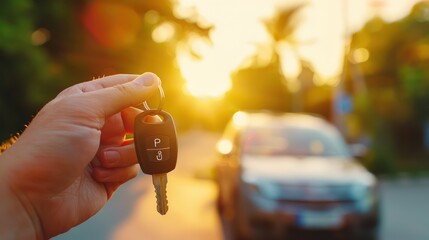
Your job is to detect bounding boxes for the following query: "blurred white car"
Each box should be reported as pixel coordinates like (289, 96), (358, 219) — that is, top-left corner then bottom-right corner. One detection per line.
(215, 112), (380, 240)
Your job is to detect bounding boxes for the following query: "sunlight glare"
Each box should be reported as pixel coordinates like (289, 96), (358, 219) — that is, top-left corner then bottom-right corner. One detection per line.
(31, 28), (50, 46)
(278, 42), (300, 79)
(178, 51), (231, 98)
(176, 0), (276, 98)
(144, 10), (160, 25)
(152, 22), (176, 43)
(176, 0), (422, 97)
(232, 111), (248, 127)
(216, 139), (233, 155)
(350, 48), (370, 63)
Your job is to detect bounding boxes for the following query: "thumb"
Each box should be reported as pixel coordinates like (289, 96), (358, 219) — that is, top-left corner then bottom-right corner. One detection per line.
(85, 73), (161, 117)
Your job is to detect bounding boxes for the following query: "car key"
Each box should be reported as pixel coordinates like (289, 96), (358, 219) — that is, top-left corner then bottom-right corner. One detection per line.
(134, 109), (178, 215)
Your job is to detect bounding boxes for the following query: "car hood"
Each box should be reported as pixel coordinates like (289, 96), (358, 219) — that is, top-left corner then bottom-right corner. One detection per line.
(241, 155), (376, 186)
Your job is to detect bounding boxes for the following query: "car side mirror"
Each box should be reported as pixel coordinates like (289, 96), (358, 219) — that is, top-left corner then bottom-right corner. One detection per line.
(349, 143), (368, 159)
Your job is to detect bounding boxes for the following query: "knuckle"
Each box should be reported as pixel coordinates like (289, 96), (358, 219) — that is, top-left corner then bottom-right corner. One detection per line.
(113, 84), (130, 96)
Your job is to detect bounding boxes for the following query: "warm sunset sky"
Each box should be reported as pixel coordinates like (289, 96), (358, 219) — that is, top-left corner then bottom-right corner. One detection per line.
(175, 0), (422, 97)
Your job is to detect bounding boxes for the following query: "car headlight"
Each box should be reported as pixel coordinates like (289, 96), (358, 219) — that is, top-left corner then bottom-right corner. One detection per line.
(351, 183), (376, 212)
(350, 184), (368, 199)
(241, 177), (279, 198)
(240, 178), (279, 212)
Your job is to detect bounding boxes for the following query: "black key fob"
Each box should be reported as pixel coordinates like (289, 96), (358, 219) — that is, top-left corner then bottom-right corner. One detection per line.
(134, 110), (178, 175)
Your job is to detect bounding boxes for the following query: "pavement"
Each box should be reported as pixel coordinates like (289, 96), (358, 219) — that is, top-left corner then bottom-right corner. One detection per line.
(380, 179), (429, 240)
(53, 129), (429, 240)
(53, 129), (223, 240)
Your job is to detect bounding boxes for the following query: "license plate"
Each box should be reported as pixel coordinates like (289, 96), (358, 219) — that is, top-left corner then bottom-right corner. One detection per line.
(297, 211), (343, 229)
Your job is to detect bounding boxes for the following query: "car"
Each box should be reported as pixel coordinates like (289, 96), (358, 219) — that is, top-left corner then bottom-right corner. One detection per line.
(215, 111), (380, 240)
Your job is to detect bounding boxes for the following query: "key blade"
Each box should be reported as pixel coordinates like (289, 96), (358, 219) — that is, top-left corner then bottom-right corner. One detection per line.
(152, 173), (169, 215)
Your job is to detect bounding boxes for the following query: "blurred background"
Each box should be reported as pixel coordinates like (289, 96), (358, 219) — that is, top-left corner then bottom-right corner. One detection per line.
(1, 0), (429, 239)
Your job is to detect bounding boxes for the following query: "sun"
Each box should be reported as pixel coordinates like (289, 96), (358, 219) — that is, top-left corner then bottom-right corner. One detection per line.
(177, 50), (231, 98)
(176, 0), (422, 99)
(175, 0), (274, 98)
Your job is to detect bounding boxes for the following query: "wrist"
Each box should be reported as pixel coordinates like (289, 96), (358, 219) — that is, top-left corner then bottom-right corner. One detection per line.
(0, 155), (45, 240)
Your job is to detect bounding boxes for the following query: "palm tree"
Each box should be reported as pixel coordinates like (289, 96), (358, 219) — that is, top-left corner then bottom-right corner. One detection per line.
(263, 4), (304, 65)
(226, 4), (305, 112)
(263, 4), (307, 112)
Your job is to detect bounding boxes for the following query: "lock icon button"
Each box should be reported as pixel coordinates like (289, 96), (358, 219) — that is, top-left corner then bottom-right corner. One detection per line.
(156, 150), (163, 161)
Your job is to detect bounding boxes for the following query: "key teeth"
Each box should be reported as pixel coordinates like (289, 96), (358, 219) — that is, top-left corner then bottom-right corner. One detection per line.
(154, 187), (169, 215)
(152, 174), (169, 215)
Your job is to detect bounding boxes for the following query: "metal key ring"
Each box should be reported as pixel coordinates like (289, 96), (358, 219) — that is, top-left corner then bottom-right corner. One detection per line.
(143, 85), (165, 112)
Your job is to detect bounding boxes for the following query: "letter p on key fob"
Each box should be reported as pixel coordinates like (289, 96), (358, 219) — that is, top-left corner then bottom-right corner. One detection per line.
(134, 110), (178, 175)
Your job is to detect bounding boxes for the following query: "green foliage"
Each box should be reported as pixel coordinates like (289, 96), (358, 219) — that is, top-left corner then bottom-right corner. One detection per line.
(346, 1), (429, 173)
(0, 0), (210, 141)
(0, 0), (58, 139)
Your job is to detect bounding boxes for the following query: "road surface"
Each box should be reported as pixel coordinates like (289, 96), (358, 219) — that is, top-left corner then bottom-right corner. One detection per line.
(53, 130), (429, 240)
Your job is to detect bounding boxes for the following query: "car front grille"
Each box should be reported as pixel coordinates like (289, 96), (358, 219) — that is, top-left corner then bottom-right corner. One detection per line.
(277, 199), (355, 211)
(266, 184), (355, 202)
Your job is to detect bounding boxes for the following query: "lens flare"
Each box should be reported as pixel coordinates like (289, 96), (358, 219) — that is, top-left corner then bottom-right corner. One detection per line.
(81, 1), (141, 49)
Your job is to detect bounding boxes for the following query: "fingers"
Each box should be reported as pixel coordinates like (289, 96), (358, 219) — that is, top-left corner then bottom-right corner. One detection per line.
(121, 107), (143, 133)
(100, 113), (127, 145)
(92, 165), (139, 183)
(98, 107), (143, 146)
(57, 74), (140, 98)
(98, 144), (137, 168)
(85, 72), (160, 117)
(93, 143), (139, 185)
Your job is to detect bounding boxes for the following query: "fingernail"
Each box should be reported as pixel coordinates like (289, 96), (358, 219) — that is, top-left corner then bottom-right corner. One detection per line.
(104, 151), (120, 164)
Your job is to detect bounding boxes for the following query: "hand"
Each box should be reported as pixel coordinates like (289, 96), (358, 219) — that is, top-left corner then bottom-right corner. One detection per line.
(0, 73), (160, 239)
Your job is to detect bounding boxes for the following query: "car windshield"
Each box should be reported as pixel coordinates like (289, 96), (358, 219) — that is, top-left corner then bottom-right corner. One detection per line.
(242, 126), (350, 157)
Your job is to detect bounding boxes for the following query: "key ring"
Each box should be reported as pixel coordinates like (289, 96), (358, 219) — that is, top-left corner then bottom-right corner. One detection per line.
(143, 85), (165, 112)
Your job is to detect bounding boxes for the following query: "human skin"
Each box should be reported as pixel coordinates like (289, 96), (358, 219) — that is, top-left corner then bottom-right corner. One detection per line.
(0, 73), (160, 239)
